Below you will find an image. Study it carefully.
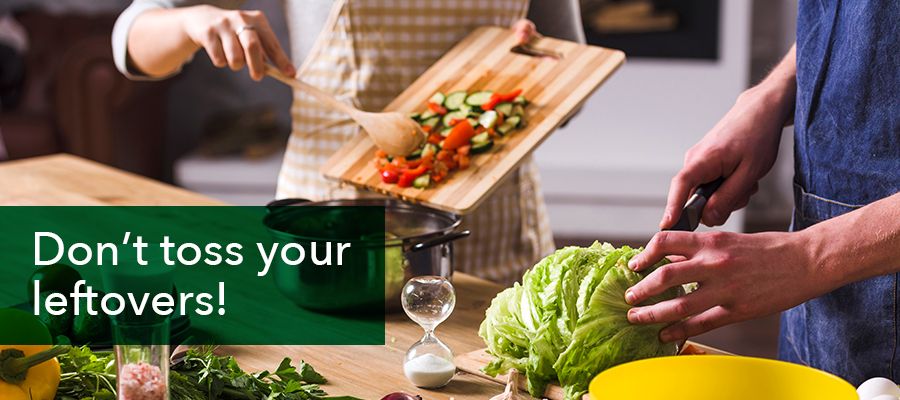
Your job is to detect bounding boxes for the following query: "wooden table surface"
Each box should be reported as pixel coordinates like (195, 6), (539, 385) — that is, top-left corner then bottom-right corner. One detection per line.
(0, 154), (509, 399)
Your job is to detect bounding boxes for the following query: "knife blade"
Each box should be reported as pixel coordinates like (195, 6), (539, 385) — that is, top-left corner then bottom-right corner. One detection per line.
(664, 177), (726, 232)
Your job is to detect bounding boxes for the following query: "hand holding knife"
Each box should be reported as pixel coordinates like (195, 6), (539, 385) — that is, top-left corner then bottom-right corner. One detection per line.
(663, 177), (726, 232)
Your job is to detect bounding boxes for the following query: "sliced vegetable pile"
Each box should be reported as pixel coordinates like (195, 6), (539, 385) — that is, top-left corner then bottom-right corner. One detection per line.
(479, 242), (682, 400)
(375, 89), (528, 188)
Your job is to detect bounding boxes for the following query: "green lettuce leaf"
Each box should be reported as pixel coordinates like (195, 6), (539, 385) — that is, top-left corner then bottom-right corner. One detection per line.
(479, 242), (680, 400)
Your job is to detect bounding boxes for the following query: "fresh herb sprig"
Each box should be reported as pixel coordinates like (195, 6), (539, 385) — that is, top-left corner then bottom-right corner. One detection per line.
(55, 346), (361, 400)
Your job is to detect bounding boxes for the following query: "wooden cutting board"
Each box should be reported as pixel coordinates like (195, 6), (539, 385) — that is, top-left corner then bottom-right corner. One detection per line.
(454, 342), (732, 399)
(321, 26), (625, 214)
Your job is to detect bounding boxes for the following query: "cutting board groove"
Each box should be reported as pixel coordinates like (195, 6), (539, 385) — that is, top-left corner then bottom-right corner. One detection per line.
(321, 26), (625, 214)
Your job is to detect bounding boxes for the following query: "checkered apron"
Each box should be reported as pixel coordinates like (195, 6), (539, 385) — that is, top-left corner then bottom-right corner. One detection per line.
(276, 0), (555, 284)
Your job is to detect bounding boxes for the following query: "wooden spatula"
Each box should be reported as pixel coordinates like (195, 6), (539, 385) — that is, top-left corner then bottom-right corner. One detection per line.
(265, 65), (426, 156)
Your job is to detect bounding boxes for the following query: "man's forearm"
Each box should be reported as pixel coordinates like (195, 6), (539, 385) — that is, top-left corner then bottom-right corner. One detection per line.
(802, 192), (900, 288)
(127, 7), (199, 77)
(745, 44), (797, 128)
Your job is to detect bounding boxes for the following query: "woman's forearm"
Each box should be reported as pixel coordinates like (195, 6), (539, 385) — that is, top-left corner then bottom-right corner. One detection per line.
(803, 192), (900, 288)
(127, 7), (200, 77)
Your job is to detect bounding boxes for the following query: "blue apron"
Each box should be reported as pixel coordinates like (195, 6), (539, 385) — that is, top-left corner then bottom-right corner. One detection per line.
(777, 0), (900, 385)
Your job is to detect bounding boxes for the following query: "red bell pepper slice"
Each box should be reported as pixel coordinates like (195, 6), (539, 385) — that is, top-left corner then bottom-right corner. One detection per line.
(442, 120), (476, 150)
(427, 102), (448, 115)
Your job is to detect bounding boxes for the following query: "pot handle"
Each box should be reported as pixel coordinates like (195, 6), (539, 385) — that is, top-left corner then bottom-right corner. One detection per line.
(409, 230), (471, 253)
(266, 198), (312, 211)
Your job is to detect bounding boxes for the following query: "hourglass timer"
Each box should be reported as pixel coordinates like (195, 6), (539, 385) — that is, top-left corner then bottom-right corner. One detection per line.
(401, 276), (457, 389)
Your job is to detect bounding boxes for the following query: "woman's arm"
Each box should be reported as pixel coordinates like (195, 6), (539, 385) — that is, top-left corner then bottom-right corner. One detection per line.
(113, 1), (293, 81)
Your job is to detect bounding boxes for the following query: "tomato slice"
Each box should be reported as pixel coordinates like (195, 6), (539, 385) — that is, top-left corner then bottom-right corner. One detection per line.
(442, 120), (476, 150)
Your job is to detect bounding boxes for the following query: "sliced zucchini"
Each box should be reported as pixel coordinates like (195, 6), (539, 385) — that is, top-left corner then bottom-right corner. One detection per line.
(442, 110), (468, 127)
(408, 112), (421, 120)
(420, 109), (437, 120)
(478, 110), (499, 129)
(494, 102), (514, 116)
(512, 104), (526, 118)
(497, 116), (521, 135)
(471, 138), (494, 154)
(470, 132), (491, 145)
(466, 117), (479, 128)
(413, 174), (431, 189)
(406, 147), (423, 160)
(465, 91), (493, 106)
(513, 95), (528, 105)
(444, 91), (467, 110)
(429, 92), (446, 105)
(423, 143), (439, 155)
(440, 126), (453, 137)
(459, 103), (474, 116)
(421, 116), (440, 129)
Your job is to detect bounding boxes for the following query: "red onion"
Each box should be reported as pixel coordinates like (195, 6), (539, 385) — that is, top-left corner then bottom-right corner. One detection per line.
(381, 392), (423, 400)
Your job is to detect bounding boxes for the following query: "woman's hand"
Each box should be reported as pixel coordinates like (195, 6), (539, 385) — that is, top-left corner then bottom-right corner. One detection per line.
(179, 5), (294, 80)
(623, 230), (830, 343)
(512, 19), (538, 44)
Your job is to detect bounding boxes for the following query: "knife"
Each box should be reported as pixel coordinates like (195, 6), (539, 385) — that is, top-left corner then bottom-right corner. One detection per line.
(664, 177), (726, 232)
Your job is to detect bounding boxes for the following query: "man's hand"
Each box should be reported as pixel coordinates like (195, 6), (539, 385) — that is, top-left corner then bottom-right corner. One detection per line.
(660, 47), (797, 229)
(624, 230), (825, 343)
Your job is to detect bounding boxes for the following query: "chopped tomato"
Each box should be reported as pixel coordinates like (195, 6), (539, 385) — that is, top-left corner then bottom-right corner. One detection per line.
(406, 159), (423, 168)
(421, 125), (433, 133)
(447, 118), (464, 127)
(457, 145), (471, 156)
(436, 150), (454, 162)
(458, 154), (470, 169)
(427, 102), (448, 115)
(442, 120), (476, 150)
(428, 133), (443, 145)
(375, 149), (389, 159)
(381, 168), (400, 183)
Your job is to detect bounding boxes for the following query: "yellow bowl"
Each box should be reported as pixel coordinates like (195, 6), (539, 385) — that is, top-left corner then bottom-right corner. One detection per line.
(589, 355), (857, 400)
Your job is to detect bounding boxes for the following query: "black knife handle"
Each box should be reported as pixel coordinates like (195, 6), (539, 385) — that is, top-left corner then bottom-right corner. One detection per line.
(694, 177), (725, 202)
(665, 177), (726, 232)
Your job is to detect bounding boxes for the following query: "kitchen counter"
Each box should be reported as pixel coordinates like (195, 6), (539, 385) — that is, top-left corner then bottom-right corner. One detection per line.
(0, 154), (725, 399)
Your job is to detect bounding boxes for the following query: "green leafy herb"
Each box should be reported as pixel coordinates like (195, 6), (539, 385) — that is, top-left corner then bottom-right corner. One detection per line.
(55, 345), (361, 400)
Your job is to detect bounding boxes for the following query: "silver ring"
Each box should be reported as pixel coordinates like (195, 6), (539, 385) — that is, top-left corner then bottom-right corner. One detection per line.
(235, 25), (256, 36)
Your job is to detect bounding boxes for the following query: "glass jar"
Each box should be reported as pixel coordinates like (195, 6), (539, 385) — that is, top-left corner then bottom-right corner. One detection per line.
(113, 318), (170, 400)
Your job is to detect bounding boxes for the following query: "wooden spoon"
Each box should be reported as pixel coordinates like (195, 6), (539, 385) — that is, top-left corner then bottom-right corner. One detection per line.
(265, 65), (426, 156)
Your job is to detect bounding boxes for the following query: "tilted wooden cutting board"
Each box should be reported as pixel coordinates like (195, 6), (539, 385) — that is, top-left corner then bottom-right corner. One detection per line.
(454, 343), (732, 399)
(321, 26), (625, 214)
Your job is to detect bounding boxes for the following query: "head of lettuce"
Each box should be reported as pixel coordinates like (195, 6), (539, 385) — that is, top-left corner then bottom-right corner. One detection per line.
(478, 242), (682, 400)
